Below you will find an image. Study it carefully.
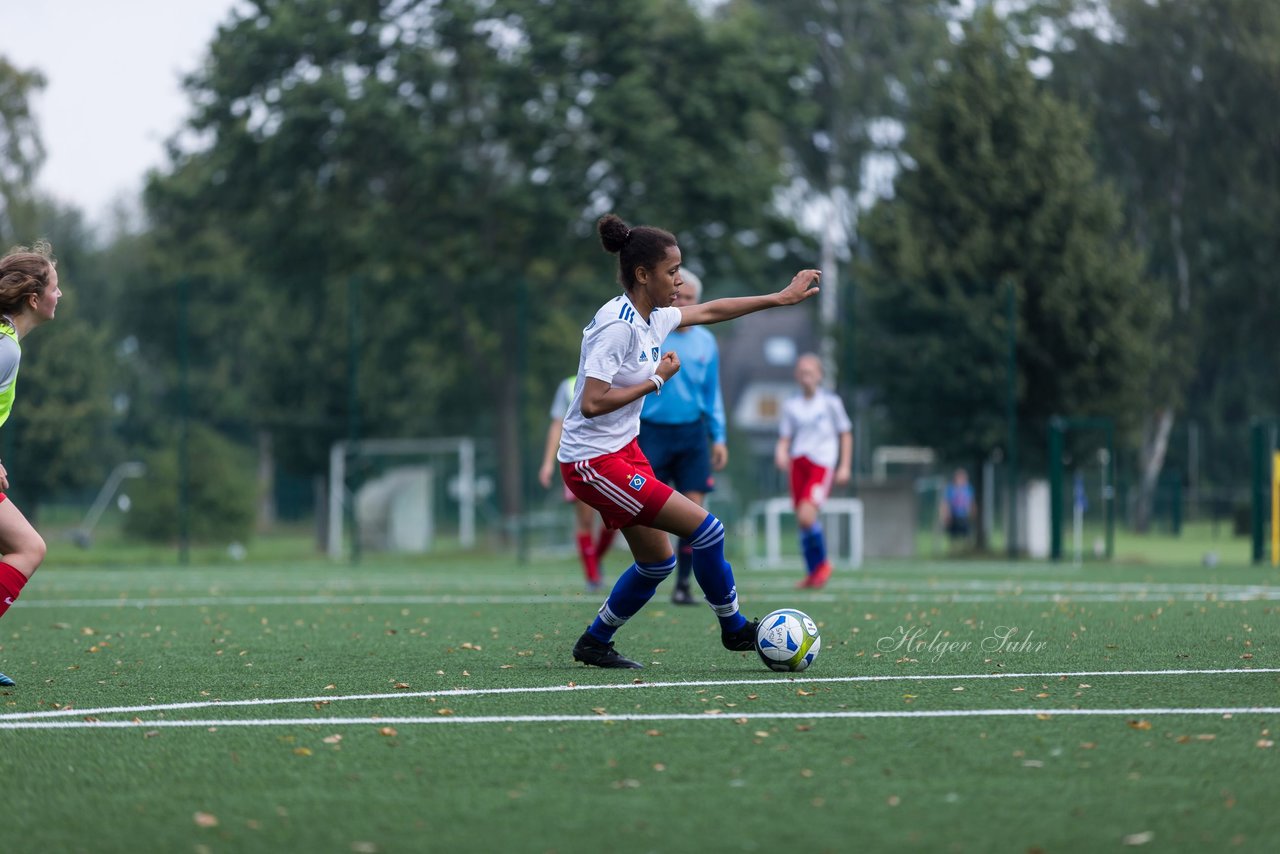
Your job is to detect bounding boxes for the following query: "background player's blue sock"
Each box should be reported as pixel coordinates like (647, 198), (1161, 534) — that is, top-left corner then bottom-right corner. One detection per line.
(675, 540), (694, 586)
(800, 522), (827, 575)
(689, 515), (747, 632)
(585, 556), (676, 642)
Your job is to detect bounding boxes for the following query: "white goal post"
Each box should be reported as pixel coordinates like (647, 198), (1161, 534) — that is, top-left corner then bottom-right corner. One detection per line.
(327, 437), (477, 559)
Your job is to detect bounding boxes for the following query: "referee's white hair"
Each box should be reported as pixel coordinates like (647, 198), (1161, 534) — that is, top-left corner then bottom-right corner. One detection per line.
(679, 268), (703, 301)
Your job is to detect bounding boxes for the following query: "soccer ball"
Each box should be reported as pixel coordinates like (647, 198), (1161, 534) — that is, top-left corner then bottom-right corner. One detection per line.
(755, 608), (821, 672)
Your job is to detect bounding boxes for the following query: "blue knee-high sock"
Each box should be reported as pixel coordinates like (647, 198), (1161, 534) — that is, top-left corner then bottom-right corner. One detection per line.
(586, 556), (676, 643)
(800, 522), (827, 574)
(675, 540), (694, 585)
(689, 515), (747, 632)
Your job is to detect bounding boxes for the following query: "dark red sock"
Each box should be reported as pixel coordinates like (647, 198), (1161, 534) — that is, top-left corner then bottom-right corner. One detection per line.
(0, 561), (29, 619)
(576, 532), (599, 583)
(595, 527), (617, 558)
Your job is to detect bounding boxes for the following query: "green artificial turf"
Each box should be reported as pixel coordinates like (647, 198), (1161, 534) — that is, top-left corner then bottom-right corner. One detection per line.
(2, 552), (1277, 853)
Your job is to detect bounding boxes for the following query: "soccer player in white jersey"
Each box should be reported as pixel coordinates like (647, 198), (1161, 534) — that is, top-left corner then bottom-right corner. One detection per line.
(774, 353), (853, 589)
(0, 242), (62, 688)
(558, 213), (820, 668)
(539, 374), (616, 590)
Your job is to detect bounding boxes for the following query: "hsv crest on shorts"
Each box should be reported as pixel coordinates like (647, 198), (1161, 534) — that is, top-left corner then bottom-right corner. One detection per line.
(628, 474), (647, 490)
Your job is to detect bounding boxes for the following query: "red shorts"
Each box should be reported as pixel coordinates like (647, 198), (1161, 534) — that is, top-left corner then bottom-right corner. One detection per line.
(560, 439), (675, 530)
(790, 456), (833, 508)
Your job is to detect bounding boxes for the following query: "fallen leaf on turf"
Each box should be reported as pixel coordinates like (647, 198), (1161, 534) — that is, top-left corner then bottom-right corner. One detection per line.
(1123, 831), (1154, 846)
(734, 717), (749, 725)
(293, 747), (312, 756)
(1035, 693), (1050, 699)
(592, 707), (607, 715)
(194, 812), (219, 828)
(144, 730), (160, 738)
(500, 664), (513, 669)
(952, 687), (965, 692)
(1128, 720), (1153, 730)
(747, 694), (758, 700)
(645, 729), (661, 737)
(1257, 739), (1275, 749)
(887, 796), (900, 807)
(1196, 734), (1216, 741)
(795, 724), (811, 732)
(394, 682), (411, 690)
(379, 727), (397, 737)
(797, 689), (814, 696)
(1035, 714), (1052, 721)
(1080, 742), (1097, 750)
(1176, 735), (1191, 744)
(323, 735), (342, 745)
(436, 708), (454, 716)
(461, 642), (481, 650)
(704, 709), (724, 715)
(313, 702), (330, 710)
(324, 684), (336, 690)
(1241, 653), (1254, 660)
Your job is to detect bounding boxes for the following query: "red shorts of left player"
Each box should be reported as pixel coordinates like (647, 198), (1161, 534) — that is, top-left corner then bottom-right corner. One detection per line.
(560, 438), (675, 530)
(789, 456), (833, 508)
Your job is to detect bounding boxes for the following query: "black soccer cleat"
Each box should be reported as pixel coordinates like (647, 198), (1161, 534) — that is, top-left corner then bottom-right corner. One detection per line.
(670, 584), (697, 606)
(572, 633), (643, 669)
(0, 671), (14, 687)
(721, 618), (760, 652)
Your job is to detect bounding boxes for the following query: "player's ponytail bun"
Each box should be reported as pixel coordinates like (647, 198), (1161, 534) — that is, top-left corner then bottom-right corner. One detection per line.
(597, 214), (678, 289)
(598, 214), (631, 254)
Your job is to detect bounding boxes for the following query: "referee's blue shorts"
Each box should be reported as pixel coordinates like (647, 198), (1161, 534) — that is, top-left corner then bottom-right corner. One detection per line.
(637, 419), (715, 495)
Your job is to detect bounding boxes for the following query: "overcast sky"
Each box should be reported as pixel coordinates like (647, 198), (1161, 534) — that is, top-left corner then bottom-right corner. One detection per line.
(1, 0), (243, 225)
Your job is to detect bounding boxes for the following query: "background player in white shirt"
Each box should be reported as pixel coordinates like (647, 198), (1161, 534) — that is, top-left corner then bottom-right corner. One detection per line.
(558, 213), (820, 668)
(539, 375), (616, 590)
(775, 353), (853, 589)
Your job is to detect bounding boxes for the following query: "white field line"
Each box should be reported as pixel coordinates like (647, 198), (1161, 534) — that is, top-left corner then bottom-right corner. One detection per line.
(30, 577), (1280, 596)
(3, 707), (1280, 730)
(2, 668), (1277, 722)
(15, 586), (1280, 609)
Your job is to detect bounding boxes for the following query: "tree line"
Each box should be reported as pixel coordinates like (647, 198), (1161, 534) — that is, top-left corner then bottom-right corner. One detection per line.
(0, 0), (1275, 540)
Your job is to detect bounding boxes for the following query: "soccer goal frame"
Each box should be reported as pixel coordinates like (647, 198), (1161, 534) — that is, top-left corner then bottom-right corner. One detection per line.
(743, 496), (864, 570)
(327, 437), (477, 559)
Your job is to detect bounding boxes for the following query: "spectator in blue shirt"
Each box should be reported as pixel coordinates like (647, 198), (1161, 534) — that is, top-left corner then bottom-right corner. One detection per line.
(638, 270), (728, 604)
(941, 468), (974, 540)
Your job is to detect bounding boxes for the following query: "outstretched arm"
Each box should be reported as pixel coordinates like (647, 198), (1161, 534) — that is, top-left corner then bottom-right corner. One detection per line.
(679, 269), (820, 328)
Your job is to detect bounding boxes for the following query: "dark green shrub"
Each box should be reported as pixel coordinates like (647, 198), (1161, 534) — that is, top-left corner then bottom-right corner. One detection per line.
(123, 425), (255, 544)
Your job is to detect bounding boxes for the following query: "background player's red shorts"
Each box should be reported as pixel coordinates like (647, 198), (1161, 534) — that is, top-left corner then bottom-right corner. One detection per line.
(789, 456), (833, 508)
(560, 438), (675, 530)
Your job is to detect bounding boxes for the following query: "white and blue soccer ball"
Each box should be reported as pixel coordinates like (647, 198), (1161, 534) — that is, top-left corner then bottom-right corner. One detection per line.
(755, 608), (821, 672)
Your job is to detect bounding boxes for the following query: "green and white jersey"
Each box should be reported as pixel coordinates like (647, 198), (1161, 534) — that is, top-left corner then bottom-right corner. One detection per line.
(0, 324), (20, 429)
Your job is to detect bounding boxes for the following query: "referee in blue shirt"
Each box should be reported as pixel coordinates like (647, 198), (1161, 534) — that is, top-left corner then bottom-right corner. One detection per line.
(638, 270), (729, 605)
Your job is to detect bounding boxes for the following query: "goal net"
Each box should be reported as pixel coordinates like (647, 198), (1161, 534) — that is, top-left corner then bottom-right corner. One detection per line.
(327, 437), (484, 559)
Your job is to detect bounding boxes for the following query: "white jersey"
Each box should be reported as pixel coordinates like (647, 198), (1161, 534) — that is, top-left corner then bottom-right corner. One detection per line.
(779, 389), (852, 469)
(557, 294), (683, 462)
